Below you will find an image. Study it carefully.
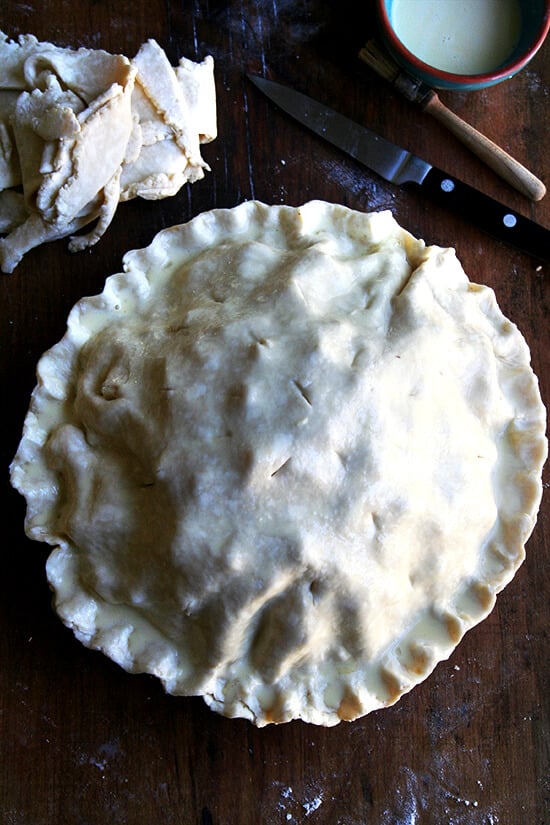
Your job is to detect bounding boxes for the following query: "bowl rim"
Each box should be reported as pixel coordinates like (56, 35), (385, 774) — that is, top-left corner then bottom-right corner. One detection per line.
(376, 0), (550, 85)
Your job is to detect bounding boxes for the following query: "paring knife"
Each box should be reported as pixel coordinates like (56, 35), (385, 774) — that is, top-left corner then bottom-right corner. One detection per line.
(248, 75), (549, 264)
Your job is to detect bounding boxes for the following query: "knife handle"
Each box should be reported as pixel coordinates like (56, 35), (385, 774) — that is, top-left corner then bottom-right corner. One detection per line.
(417, 167), (549, 264)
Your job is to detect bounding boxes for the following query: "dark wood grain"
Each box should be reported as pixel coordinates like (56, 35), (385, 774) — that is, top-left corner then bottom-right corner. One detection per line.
(1, 2), (549, 824)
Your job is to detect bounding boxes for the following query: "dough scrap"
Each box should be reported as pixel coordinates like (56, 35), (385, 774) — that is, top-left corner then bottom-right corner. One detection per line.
(0, 31), (216, 273)
(10, 202), (547, 726)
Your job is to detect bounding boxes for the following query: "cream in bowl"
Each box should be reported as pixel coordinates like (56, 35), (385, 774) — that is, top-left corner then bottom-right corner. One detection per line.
(376, 0), (550, 90)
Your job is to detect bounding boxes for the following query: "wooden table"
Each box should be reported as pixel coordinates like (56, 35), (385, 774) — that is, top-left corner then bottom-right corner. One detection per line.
(1, 2), (549, 823)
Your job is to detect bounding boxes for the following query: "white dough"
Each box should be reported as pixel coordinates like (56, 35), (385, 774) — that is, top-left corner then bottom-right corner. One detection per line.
(10, 201), (547, 725)
(0, 32), (216, 273)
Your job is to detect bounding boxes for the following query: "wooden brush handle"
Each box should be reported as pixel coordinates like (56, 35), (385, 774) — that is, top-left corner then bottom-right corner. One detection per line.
(422, 91), (546, 201)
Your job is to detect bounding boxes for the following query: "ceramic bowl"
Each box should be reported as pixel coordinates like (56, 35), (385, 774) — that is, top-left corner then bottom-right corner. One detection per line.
(376, 0), (550, 90)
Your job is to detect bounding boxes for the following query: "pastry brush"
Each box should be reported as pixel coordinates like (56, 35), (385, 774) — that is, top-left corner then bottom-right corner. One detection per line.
(358, 40), (546, 202)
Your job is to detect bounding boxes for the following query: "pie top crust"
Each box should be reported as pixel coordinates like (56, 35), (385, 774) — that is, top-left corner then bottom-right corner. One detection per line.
(10, 201), (547, 725)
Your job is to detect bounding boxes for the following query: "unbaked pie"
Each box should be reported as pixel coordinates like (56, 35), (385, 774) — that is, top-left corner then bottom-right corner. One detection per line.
(10, 201), (547, 725)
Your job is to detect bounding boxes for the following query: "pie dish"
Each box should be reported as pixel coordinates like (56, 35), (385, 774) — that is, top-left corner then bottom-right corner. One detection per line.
(10, 201), (547, 726)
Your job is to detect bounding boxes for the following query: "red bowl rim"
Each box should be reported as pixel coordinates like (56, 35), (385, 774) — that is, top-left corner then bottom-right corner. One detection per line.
(376, 0), (550, 84)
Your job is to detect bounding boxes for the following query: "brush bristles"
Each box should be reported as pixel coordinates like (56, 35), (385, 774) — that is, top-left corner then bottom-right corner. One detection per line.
(358, 39), (430, 103)
(358, 39), (400, 83)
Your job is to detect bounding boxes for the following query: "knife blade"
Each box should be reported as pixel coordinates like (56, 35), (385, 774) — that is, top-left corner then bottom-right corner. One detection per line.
(248, 75), (549, 264)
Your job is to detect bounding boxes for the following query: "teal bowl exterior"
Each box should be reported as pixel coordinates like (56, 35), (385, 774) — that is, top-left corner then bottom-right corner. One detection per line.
(377, 0), (550, 90)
